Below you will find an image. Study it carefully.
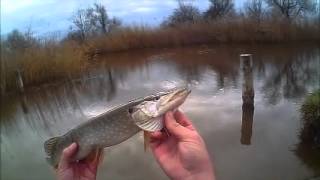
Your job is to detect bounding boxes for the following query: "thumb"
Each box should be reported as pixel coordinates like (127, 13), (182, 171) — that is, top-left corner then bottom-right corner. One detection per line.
(164, 111), (190, 139)
(58, 143), (77, 170)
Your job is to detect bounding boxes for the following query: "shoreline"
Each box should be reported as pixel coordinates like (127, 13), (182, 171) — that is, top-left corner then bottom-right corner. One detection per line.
(1, 43), (319, 97)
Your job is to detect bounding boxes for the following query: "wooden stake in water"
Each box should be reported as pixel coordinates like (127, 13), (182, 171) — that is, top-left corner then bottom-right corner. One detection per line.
(240, 54), (255, 145)
(15, 70), (29, 113)
(16, 70), (24, 93)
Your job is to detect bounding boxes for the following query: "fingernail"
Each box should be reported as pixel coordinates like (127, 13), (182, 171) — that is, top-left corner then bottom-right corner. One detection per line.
(70, 142), (77, 149)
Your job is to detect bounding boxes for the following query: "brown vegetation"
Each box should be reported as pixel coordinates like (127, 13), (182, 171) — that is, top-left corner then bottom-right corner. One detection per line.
(1, 40), (87, 94)
(87, 19), (319, 55)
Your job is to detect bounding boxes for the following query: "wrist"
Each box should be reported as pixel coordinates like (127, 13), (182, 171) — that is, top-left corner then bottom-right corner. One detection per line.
(192, 162), (215, 180)
(174, 165), (215, 180)
(184, 170), (215, 180)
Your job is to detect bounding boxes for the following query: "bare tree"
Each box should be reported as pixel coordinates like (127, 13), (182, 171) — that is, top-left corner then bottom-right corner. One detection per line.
(265, 0), (316, 21)
(4, 29), (37, 52)
(245, 0), (265, 23)
(93, 3), (122, 34)
(6, 30), (29, 51)
(204, 0), (235, 19)
(70, 3), (121, 42)
(164, 1), (201, 27)
(93, 3), (108, 34)
(108, 17), (122, 33)
(71, 8), (97, 42)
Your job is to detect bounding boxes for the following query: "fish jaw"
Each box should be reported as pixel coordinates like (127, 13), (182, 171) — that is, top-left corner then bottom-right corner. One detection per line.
(130, 87), (191, 132)
(157, 87), (191, 115)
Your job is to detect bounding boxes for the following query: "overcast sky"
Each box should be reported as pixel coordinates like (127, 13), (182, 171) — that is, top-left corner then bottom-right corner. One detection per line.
(1, 0), (245, 36)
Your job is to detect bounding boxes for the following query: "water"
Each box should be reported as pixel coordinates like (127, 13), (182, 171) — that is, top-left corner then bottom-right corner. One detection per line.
(1, 45), (319, 180)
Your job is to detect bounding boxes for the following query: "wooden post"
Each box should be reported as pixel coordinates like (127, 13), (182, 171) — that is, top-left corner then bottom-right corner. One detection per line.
(15, 69), (28, 113)
(240, 54), (255, 145)
(16, 70), (24, 93)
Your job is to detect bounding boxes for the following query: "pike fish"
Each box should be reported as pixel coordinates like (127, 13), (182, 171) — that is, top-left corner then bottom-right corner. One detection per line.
(44, 87), (191, 167)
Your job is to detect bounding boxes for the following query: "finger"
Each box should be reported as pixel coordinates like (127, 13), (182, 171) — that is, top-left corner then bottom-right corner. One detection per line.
(174, 110), (195, 130)
(164, 111), (189, 139)
(174, 110), (192, 126)
(59, 143), (77, 169)
(150, 131), (166, 139)
(149, 131), (165, 148)
(149, 139), (160, 149)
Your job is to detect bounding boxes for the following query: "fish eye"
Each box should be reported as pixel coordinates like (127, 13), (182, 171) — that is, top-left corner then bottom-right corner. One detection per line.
(154, 96), (160, 100)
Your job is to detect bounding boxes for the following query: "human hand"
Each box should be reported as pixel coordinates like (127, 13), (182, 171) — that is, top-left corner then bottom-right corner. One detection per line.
(56, 143), (102, 180)
(150, 110), (215, 180)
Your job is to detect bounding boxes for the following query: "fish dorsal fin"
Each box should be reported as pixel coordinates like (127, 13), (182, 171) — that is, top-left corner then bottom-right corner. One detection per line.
(44, 136), (60, 157)
(136, 116), (164, 132)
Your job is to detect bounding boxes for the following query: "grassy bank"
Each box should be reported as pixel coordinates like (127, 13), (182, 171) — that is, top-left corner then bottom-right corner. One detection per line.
(1, 20), (320, 95)
(300, 90), (320, 145)
(296, 90), (320, 173)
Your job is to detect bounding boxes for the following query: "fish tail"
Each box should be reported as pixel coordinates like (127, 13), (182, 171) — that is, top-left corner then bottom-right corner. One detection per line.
(144, 131), (150, 152)
(44, 136), (62, 167)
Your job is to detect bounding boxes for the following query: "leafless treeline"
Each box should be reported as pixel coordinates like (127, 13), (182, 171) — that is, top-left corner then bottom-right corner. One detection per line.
(164, 0), (318, 26)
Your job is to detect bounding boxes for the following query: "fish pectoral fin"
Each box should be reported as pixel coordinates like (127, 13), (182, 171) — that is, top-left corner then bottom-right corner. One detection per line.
(144, 131), (150, 152)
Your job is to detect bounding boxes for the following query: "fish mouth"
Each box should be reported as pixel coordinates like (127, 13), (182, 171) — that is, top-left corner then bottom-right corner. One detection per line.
(157, 87), (191, 114)
(163, 87), (191, 103)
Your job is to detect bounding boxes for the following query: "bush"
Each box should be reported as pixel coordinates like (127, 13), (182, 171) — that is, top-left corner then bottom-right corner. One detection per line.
(300, 90), (320, 145)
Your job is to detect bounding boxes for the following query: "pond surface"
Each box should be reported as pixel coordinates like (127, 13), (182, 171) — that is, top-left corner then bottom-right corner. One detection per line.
(1, 45), (319, 180)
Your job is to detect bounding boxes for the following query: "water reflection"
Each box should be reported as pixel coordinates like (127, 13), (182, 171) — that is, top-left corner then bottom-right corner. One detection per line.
(295, 140), (320, 177)
(19, 94), (29, 114)
(258, 47), (319, 104)
(1, 45), (319, 180)
(240, 54), (255, 145)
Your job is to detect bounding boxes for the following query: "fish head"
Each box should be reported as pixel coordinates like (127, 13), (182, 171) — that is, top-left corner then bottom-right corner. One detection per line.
(129, 87), (191, 132)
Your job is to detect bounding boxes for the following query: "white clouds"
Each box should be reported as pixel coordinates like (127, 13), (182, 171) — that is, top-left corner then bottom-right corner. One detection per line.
(2, 0), (41, 14)
(0, 0), (214, 35)
(99, 0), (177, 16)
(1, 0), (63, 16)
(132, 7), (156, 13)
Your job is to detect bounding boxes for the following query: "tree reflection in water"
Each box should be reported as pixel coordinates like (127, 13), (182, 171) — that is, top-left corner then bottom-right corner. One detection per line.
(259, 47), (319, 104)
